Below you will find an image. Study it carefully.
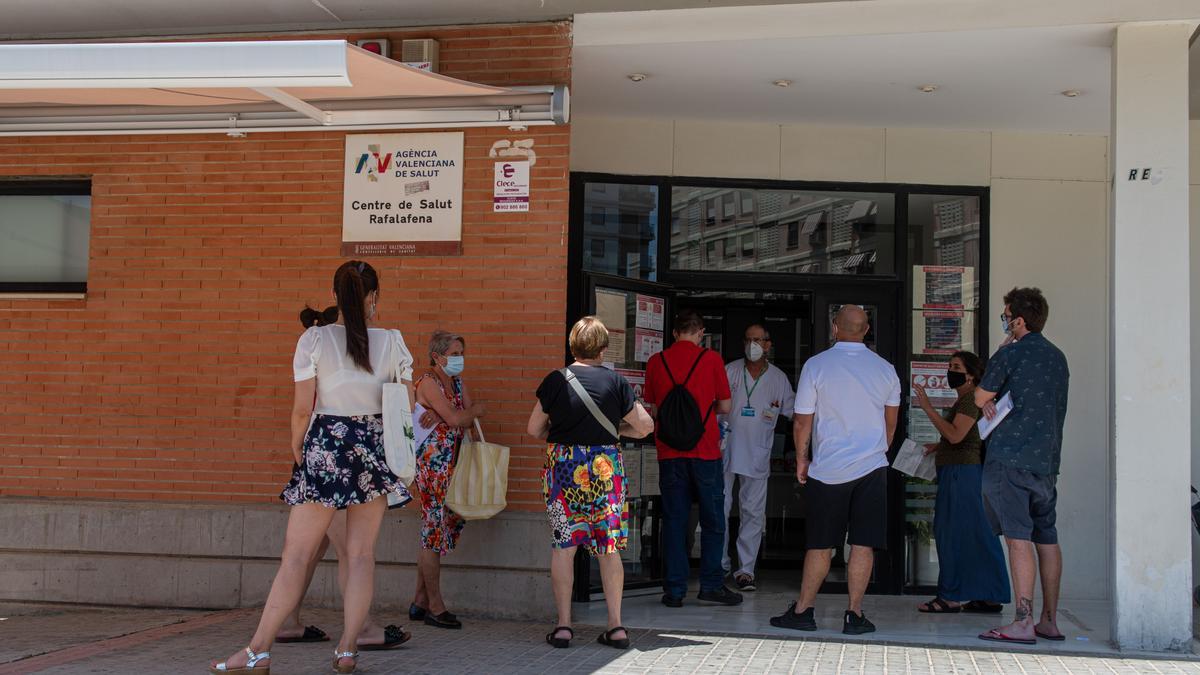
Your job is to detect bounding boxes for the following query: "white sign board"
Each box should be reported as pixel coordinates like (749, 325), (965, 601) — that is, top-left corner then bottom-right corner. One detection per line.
(493, 160), (529, 212)
(342, 132), (464, 256)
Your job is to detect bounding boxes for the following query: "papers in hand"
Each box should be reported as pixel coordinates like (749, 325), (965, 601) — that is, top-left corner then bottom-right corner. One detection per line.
(892, 438), (937, 481)
(976, 393), (1013, 440)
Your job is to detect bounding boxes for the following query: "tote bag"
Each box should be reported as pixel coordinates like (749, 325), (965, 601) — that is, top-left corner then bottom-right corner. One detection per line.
(382, 329), (416, 506)
(446, 419), (509, 520)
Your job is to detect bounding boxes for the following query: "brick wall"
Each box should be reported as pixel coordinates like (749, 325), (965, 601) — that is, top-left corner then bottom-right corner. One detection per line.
(0, 22), (571, 510)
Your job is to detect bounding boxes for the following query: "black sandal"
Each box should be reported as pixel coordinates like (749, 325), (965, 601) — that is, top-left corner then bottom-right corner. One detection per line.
(546, 626), (573, 648)
(275, 625), (330, 643)
(918, 598), (961, 614)
(597, 626), (630, 650)
(359, 624), (412, 651)
(962, 600), (1004, 614)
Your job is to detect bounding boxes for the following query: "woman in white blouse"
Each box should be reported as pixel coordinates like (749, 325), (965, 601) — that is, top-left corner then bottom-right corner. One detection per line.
(210, 260), (414, 675)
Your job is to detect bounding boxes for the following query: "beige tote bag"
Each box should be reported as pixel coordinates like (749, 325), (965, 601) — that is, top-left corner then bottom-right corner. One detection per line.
(446, 419), (509, 520)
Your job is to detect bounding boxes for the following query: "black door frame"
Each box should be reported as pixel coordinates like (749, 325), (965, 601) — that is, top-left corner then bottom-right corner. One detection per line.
(567, 172), (990, 597)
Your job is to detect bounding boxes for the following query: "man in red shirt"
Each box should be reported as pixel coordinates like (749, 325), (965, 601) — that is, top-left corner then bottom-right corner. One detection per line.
(644, 309), (738, 606)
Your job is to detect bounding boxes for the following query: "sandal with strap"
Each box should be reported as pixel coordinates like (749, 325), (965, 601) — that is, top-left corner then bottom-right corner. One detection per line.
(545, 625), (573, 648)
(332, 649), (359, 674)
(359, 624), (412, 651)
(209, 647), (270, 674)
(917, 598), (961, 614)
(597, 626), (630, 650)
(276, 625), (330, 643)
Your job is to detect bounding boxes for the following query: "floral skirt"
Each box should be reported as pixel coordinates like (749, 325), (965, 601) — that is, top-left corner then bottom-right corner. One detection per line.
(543, 443), (628, 556)
(416, 433), (465, 554)
(281, 413), (411, 510)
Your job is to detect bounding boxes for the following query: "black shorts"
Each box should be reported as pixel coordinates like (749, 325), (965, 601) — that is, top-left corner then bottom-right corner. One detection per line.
(981, 461), (1058, 545)
(805, 467), (888, 550)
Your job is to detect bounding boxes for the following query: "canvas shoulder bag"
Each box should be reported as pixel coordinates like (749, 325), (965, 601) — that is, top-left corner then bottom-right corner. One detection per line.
(561, 367), (619, 441)
(382, 329), (417, 500)
(446, 419), (510, 520)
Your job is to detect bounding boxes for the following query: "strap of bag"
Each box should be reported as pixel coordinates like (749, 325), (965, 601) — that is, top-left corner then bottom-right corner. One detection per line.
(561, 367), (620, 441)
(659, 348), (708, 388)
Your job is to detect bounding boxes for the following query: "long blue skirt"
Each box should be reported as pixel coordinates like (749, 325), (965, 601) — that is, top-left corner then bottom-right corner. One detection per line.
(934, 464), (1011, 603)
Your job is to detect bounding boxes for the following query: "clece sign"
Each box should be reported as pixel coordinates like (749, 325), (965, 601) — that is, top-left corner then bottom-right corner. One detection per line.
(342, 132), (464, 256)
(493, 160), (530, 212)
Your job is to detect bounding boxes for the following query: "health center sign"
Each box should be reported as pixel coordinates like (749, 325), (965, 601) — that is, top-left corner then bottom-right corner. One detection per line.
(342, 132), (464, 256)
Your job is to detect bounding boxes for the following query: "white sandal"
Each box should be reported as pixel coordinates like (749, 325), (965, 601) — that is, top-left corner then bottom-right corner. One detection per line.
(332, 649), (358, 674)
(209, 647), (270, 674)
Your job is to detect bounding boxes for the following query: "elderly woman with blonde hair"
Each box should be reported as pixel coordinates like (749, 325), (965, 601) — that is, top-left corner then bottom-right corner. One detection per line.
(527, 316), (653, 651)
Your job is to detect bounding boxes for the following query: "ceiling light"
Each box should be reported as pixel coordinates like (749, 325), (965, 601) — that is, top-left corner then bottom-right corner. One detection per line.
(627, 73), (647, 82)
(1061, 89), (1080, 98)
(918, 84), (938, 93)
(772, 79), (792, 88)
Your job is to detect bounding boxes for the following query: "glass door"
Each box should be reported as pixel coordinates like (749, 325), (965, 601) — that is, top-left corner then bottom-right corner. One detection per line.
(574, 273), (673, 599)
(809, 286), (905, 594)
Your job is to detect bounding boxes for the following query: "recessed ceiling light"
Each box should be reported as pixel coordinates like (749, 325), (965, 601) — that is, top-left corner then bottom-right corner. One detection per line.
(1061, 89), (1080, 98)
(773, 79), (793, 88)
(627, 73), (647, 82)
(918, 84), (938, 93)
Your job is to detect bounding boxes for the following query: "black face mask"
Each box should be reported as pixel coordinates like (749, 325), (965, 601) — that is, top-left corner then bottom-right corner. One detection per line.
(946, 371), (968, 389)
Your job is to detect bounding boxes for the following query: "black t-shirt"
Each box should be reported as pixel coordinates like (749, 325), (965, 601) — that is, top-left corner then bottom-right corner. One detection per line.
(536, 365), (636, 446)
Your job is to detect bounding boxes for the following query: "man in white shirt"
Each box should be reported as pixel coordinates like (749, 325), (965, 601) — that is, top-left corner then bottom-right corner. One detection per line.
(770, 305), (901, 636)
(722, 323), (795, 592)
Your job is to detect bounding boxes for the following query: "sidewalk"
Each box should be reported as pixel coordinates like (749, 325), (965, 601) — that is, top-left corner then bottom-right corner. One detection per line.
(2, 602), (1200, 674)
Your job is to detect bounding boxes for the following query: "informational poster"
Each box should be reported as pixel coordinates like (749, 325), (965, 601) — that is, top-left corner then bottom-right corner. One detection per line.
(634, 328), (664, 363)
(342, 132), (464, 256)
(603, 330), (627, 367)
(623, 445), (642, 500)
(615, 368), (646, 404)
(492, 160), (529, 212)
(635, 294), (665, 331)
(910, 361), (957, 406)
(913, 309), (976, 355)
(908, 408), (940, 444)
(913, 266), (976, 310)
(594, 288), (628, 333)
(640, 445), (660, 496)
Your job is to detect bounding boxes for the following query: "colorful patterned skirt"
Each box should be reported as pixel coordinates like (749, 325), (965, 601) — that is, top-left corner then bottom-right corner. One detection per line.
(281, 413), (411, 510)
(543, 443), (628, 555)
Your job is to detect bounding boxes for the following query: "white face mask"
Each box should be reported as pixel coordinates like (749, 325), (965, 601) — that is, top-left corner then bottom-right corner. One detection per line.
(745, 341), (764, 362)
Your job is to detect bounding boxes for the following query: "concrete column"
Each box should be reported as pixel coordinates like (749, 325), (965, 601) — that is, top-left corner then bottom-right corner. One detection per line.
(1110, 20), (1197, 652)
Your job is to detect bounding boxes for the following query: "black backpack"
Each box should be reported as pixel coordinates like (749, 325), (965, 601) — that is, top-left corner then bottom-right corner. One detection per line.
(655, 349), (714, 452)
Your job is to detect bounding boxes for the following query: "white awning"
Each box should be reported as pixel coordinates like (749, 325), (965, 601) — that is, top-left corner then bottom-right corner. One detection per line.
(0, 40), (568, 135)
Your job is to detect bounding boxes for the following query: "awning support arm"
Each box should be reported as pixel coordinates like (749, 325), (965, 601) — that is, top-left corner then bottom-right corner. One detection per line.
(250, 87), (330, 124)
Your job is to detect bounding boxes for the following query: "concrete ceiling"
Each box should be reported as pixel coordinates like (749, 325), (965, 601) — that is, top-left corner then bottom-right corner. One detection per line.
(0, 0), (855, 40)
(573, 24), (1118, 133)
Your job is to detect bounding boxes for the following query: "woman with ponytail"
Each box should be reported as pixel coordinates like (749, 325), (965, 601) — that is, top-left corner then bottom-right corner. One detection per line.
(210, 260), (414, 675)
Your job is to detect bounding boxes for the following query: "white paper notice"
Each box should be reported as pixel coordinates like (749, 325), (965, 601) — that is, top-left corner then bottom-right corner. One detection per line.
(977, 393), (1013, 440)
(603, 329), (627, 367)
(635, 294), (665, 331)
(623, 445), (641, 500)
(595, 289), (628, 333)
(633, 328), (664, 363)
(892, 438), (937, 481)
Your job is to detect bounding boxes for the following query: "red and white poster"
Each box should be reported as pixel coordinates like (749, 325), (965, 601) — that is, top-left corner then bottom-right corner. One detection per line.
(635, 294), (665, 331)
(910, 361), (957, 406)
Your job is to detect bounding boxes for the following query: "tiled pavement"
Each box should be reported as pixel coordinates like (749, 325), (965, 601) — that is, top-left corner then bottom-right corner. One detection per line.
(2, 604), (1200, 674)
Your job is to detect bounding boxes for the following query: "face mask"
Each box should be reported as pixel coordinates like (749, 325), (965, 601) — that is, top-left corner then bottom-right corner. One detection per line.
(443, 355), (465, 376)
(745, 342), (764, 362)
(946, 371), (968, 389)
(1001, 315), (1011, 335)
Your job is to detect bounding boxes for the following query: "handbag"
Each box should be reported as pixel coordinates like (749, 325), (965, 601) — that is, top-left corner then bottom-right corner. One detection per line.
(382, 329), (416, 505)
(560, 366), (620, 441)
(446, 419), (510, 520)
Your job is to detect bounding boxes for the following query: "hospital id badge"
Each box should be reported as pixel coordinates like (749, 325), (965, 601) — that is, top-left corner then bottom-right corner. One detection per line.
(740, 405), (756, 418)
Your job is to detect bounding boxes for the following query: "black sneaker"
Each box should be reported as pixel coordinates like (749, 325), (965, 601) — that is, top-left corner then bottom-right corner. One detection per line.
(770, 603), (817, 631)
(842, 610), (876, 635)
(661, 594), (683, 608)
(734, 574), (757, 592)
(697, 586), (744, 606)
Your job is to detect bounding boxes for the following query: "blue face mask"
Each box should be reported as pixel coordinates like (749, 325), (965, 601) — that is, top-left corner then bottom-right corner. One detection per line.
(443, 355), (465, 376)
(1001, 315), (1011, 335)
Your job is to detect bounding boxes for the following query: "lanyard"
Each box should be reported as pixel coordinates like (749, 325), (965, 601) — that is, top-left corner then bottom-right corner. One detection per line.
(742, 365), (764, 403)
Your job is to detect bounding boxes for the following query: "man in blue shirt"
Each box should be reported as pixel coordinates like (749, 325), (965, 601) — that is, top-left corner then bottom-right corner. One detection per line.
(974, 287), (1069, 646)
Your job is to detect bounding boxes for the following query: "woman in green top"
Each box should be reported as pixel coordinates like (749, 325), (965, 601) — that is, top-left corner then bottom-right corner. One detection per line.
(913, 351), (1011, 614)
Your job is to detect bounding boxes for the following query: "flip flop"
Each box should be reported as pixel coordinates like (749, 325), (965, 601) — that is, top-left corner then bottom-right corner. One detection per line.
(918, 598), (961, 614)
(359, 624), (412, 651)
(1035, 629), (1066, 641)
(978, 628), (1036, 645)
(275, 625), (329, 643)
(962, 601), (1004, 614)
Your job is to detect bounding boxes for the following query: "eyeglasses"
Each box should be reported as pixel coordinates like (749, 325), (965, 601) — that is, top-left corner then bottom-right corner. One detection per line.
(1000, 313), (1012, 322)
